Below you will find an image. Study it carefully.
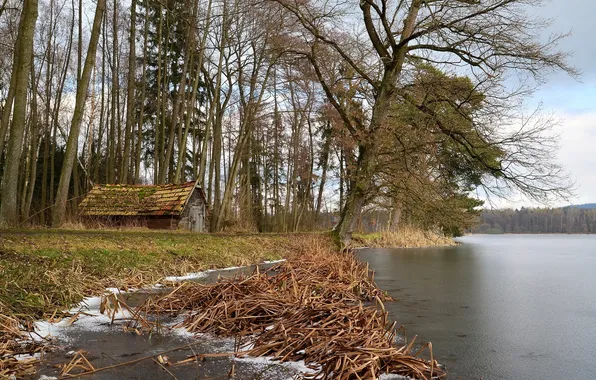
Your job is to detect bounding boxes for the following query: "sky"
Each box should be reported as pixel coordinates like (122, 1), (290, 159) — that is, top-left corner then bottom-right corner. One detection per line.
(495, 0), (596, 208)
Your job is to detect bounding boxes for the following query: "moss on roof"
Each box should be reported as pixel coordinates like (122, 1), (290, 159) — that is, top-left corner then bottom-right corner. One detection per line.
(78, 181), (199, 217)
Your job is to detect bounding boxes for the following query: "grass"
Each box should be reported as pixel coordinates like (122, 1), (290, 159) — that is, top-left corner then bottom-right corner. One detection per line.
(354, 226), (456, 249)
(0, 229), (324, 318)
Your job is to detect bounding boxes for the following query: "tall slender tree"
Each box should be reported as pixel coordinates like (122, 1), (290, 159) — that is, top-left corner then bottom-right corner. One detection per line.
(52, 0), (107, 226)
(121, 0), (136, 183)
(0, 0), (38, 226)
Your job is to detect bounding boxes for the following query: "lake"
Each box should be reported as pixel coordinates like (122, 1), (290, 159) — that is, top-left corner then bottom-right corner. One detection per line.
(357, 235), (596, 380)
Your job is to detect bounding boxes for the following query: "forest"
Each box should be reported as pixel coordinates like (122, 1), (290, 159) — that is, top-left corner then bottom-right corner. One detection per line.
(473, 206), (596, 234)
(0, 0), (576, 242)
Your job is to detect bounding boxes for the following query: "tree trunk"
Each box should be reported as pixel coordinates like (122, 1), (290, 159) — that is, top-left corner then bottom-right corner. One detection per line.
(335, 143), (373, 246)
(0, 0), (26, 181)
(121, 0), (136, 183)
(23, 61), (40, 221)
(160, 23), (191, 184)
(175, 0), (211, 183)
(40, 30), (53, 224)
(153, 4), (163, 183)
(0, 0), (38, 226)
(0, 52), (18, 166)
(315, 120), (331, 223)
(134, 2), (149, 183)
(208, 0), (230, 230)
(334, 84), (395, 245)
(108, 0), (118, 183)
(95, 19), (107, 184)
(52, 0), (106, 227)
(389, 199), (402, 232)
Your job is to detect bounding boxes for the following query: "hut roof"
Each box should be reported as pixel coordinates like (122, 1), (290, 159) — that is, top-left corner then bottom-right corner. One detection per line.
(79, 180), (202, 217)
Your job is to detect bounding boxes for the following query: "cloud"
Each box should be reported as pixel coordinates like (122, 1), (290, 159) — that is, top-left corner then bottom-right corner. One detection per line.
(490, 109), (596, 209)
(491, 0), (596, 209)
(554, 111), (596, 204)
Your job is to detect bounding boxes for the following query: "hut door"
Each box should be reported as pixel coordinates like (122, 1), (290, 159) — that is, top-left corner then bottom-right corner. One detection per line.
(190, 205), (204, 232)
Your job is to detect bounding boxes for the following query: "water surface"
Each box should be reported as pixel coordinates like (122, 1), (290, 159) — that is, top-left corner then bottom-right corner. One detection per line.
(357, 235), (596, 380)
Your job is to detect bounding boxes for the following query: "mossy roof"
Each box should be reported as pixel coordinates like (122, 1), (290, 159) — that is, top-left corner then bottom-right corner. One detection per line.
(79, 181), (200, 217)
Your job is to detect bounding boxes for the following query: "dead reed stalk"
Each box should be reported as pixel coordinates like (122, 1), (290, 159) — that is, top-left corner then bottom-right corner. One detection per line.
(357, 227), (456, 249)
(131, 249), (445, 379)
(0, 314), (42, 379)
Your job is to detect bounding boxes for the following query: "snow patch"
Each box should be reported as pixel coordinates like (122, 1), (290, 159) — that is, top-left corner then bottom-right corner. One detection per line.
(164, 271), (209, 282)
(13, 353), (41, 361)
(163, 317), (234, 346)
(234, 355), (319, 376)
(235, 353), (412, 380)
(263, 259), (286, 264)
(30, 288), (131, 341)
(163, 260), (285, 282)
(169, 325), (195, 339)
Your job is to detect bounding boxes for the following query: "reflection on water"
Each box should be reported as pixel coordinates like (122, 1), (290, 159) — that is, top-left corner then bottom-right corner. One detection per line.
(357, 235), (596, 380)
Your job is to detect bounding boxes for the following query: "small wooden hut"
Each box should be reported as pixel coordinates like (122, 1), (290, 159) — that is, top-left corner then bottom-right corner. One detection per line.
(78, 180), (207, 232)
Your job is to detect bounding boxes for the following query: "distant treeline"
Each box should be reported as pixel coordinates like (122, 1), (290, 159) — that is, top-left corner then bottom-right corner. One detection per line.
(473, 206), (596, 234)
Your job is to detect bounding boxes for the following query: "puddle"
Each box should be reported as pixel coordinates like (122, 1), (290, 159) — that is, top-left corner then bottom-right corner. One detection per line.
(183, 260), (284, 284)
(31, 261), (312, 379)
(36, 327), (307, 379)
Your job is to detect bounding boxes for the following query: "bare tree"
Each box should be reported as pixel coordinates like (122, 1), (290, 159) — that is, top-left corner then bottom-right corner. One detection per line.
(271, 0), (575, 245)
(121, 0), (136, 184)
(0, 0), (38, 225)
(52, 0), (107, 226)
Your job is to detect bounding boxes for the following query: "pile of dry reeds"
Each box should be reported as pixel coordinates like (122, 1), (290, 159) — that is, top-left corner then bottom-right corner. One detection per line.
(0, 314), (41, 379)
(132, 249), (445, 379)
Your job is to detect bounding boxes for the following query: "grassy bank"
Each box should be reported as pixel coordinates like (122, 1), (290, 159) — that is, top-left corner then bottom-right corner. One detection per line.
(0, 229), (324, 318)
(354, 226), (456, 248)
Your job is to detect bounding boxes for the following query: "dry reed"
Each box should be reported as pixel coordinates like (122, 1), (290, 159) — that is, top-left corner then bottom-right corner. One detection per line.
(131, 246), (445, 379)
(357, 226), (456, 249)
(0, 314), (42, 379)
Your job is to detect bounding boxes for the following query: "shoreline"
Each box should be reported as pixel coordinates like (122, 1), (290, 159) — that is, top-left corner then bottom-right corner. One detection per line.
(1, 230), (443, 379)
(354, 227), (457, 249)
